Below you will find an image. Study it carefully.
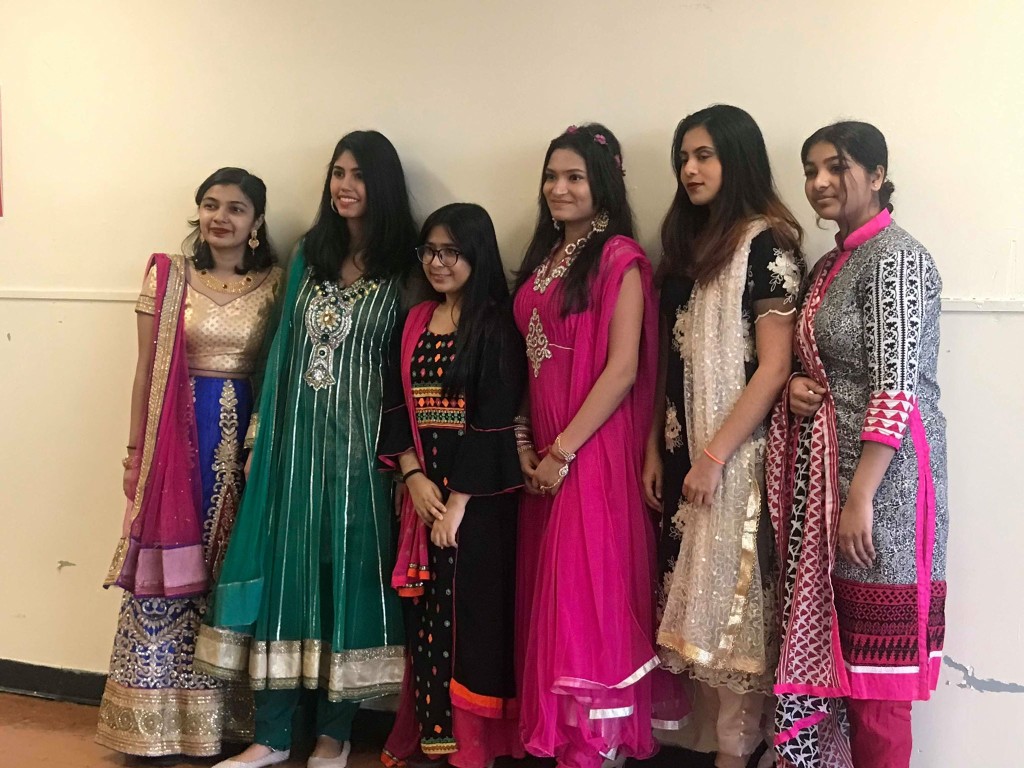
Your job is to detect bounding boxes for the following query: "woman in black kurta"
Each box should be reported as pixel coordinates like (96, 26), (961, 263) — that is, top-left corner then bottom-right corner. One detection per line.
(379, 203), (526, 768)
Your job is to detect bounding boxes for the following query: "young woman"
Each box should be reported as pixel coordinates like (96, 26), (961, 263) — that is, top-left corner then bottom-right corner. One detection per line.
(195, 131), (420, 768)
(648, 105), (804, 768)
(379, 203), (526, 768)
(513, 123), (660, 768)
(766, 121), (948, 768)
(97, 167), (282, 758)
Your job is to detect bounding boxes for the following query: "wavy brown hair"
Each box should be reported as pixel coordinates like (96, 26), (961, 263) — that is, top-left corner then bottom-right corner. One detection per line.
(658, 105), (802, 285)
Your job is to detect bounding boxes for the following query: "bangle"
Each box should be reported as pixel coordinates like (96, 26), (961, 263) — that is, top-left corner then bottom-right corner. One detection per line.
(402, 468), (424, 482)
(703, 448), (726, 466)
(517, 443), (535, 455)
(126, 444), (137, 451)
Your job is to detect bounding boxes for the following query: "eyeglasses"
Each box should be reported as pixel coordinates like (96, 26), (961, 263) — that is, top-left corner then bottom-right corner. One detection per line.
(415, 245), (462, 266)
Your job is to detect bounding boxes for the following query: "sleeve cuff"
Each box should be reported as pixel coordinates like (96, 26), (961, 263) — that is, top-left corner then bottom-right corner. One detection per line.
(861, 389), (916, 449)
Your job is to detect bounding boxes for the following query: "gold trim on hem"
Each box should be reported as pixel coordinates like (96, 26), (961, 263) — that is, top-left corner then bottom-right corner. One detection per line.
(196, 625), (404, 701)
(95, 677), (253, 757)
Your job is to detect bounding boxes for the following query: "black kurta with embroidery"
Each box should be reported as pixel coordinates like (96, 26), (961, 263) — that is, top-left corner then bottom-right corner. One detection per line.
(379, 325), (525, 755)
(655, 229), (804, 621)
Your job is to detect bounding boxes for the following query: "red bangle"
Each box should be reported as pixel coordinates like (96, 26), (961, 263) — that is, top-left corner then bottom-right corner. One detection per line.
(703, 448), (726, 466)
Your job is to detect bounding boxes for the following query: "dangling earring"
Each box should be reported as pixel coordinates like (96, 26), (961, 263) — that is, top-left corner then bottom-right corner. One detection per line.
(592, 210), (610, 234)
(248, 228), (260, 251)
(552, 218), (562, 231)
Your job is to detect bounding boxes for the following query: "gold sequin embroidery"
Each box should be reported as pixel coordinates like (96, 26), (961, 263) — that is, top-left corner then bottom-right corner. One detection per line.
(525, 307), (551, 378)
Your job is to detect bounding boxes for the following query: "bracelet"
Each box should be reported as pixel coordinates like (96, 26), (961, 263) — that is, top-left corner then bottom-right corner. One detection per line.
(538, 462), (570, 492)
(513, 415), (531, 425)
(126, 444), (137, 451)
(552, 434), (576, 463)
(402, 468), (424, 482)
(703, 448), (726, 466)
(517, 443), (536, 455)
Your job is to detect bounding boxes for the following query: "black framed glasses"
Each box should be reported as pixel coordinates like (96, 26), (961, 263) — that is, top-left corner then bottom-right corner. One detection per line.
(415, 245), (462, 266)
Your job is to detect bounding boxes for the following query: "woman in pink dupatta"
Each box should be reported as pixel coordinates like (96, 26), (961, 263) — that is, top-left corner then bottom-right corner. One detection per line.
(766, 122), (948, 768)
(97, 169), (283, 759)
(511, 124), (660, 768)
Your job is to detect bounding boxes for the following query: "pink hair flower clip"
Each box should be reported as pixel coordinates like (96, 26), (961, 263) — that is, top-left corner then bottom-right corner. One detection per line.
(593, 134), (607, 146)
(565, 125), (579, 134)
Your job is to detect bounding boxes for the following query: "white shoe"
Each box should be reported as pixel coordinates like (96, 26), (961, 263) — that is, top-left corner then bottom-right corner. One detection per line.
(213, 747), (291, 768)
(308, 740), (351, 768)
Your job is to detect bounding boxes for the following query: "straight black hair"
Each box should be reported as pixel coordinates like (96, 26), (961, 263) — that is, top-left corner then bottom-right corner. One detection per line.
(659, 104), (802, 285)
(185, 167), (277, 272)
(420, 203), (523, 400)
(801, 120), (895, 211)
(514, 123), (634, 316)
(304, 130), (418, 283)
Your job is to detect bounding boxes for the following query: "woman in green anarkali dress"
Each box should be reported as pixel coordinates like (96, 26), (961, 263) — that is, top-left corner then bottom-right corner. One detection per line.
(195, 131), (421, 768)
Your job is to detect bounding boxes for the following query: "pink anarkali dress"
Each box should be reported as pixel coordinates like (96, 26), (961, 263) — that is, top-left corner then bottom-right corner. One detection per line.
(513, 236), (661, 768)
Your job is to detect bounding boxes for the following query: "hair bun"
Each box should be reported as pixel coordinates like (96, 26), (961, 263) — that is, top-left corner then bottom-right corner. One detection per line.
(879, 178), (895, 208)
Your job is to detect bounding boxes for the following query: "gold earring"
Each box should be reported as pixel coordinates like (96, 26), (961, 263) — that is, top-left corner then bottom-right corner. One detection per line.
(248, 229), (260, 250)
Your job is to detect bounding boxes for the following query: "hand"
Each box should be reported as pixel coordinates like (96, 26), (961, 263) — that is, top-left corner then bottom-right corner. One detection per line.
(394, 480), (408, 519)
(642, 443), (663, 511)
(519, 447), (543, 495)
(244, 452), (253, 480)
(790, 375), (826, 418)
(838, 491), (876, 568)
(430, 501), (466, 548)
(407, 473), (446, 527)
(682, 453), (724, 507)
(533, 452), (568, 497)
(122, 458), (140, 500)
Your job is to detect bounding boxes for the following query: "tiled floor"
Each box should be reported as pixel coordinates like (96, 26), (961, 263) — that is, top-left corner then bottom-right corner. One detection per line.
(0, 692), (383, 768)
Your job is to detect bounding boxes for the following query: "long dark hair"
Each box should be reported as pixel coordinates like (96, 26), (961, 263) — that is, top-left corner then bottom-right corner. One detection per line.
(514, 123), (634, 315)
(185, 167), (277, 272)
(801, 120), (895, 212)
(304, 130), (418, 282)
(659, 105), (802, 285)
(421, 203), (523, 400)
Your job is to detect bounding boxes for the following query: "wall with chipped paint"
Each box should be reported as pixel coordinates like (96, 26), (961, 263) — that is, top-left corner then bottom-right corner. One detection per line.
(0, 1), (1022, 764)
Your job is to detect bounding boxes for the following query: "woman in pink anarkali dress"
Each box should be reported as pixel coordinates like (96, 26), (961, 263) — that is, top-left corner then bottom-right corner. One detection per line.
(511, 123), (666, 768)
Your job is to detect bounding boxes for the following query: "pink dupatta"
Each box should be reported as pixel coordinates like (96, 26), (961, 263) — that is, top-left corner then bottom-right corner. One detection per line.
(383, 300), (437, 597)
(104, 253), (206, 598)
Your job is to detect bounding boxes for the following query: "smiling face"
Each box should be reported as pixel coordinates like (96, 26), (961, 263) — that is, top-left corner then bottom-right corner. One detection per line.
(542, 148), (596, 229)
(329, 150), (367, 220)
(678, 125), (723, 207)
(803, 140), (884, 229)
(197, 184), (260, 252)
(421, 225), (472, 301)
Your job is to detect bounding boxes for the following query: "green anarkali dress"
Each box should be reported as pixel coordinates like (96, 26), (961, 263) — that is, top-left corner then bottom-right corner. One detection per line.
(196, 248), (404, 702)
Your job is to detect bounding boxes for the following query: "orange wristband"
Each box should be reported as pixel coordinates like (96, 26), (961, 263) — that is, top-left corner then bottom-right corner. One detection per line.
(703, 448), (726, 466)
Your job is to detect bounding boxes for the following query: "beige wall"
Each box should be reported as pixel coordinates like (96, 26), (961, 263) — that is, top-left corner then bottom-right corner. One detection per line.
(1, 1), (1022, 764)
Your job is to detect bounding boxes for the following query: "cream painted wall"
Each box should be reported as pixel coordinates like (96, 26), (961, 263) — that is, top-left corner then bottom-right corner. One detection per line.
(1, 1), (1021, 764)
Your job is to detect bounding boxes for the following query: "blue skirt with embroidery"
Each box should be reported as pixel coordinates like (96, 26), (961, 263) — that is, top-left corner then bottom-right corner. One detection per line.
(96, 376), (254, 756)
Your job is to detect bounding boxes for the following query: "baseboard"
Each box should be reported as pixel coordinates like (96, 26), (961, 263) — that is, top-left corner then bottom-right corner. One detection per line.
(0, 659), (107, 705)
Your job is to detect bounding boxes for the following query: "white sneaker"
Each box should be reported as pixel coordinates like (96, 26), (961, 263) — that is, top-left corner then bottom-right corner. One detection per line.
(213, 747), (290, 768)
(307, 740), (352, 768)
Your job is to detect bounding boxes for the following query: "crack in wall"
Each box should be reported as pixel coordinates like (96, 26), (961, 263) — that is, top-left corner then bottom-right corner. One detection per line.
(944, 655), (1024, 693)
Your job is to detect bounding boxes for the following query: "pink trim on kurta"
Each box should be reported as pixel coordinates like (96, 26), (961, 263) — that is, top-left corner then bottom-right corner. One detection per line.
(861, 390), (916, 447)
(839, 208), (892, 252)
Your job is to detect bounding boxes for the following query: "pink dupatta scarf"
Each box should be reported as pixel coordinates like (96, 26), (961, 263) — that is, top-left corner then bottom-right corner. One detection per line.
(104, 253), (206, 598)
(384, 300), (437, 597)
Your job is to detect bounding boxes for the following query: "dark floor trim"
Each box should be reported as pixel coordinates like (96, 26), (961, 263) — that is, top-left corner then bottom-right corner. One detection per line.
(0, 659), (107, 705)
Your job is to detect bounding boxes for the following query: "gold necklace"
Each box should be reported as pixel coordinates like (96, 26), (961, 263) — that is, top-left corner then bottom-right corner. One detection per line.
(194, 266), (256, 294)
(532, 210), (610, 294)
